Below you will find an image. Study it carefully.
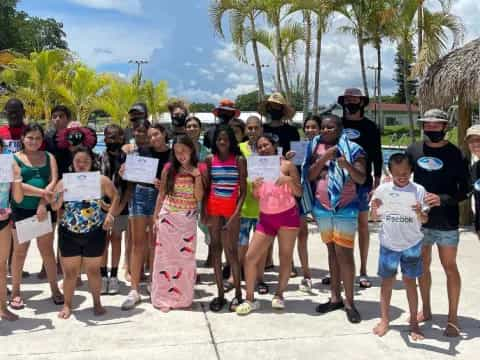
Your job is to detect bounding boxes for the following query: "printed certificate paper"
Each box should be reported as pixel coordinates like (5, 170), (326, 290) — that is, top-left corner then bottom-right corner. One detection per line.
(376, 190), (417, 217)
(290, 141), (309, 165)
(0, 154), (14, 183)
(16, 212), (53, 244)
(63, 171), (102, 202)
(123, 155), (158, 184)
(247, 155), (281, 182)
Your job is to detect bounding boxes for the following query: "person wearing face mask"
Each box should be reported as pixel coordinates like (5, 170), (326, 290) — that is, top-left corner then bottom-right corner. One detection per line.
(203, 99), (240, 150)
(259, 93), (299, 156)
(338, 88), (382, 289)
(168, 100), (189, 138)
(406, 109), (470, 337)
(124, 103), (148, 144)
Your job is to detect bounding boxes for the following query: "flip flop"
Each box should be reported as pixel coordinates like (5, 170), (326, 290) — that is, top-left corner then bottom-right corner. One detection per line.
(52, 293), (65, 305)
(209, 297), (227, 312)
(229, 297), (243, 312)
(444, 322), (461, 337)
(9, 296), (24, 310)
(345, 305), (362, 324)
(358, 276), (372, 289)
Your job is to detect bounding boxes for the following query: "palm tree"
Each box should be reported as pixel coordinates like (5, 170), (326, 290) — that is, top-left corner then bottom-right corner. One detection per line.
(209, 0), (266, 100)
(0, 49), (71, 121)
(141, 79), (168, 121)
(337, 0), (370, 98)
(257, 0), (292, 102)
(413, 1), (464, 77)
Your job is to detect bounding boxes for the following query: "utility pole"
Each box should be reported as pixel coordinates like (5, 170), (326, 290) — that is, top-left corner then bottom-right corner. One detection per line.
(368, 65), (382, 128)
(128, 59), (149, 87)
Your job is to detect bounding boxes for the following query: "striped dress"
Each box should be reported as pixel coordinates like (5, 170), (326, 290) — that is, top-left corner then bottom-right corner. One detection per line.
(206, 154), (239, 217)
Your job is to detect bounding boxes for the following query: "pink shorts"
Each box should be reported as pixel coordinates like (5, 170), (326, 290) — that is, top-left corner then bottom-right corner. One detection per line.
(256, 206), (300, 237)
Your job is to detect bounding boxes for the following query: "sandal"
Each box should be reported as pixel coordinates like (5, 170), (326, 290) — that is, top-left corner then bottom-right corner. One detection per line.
(321, 276), (331, 285)
(229, 297), (243, 312)
(358, 275), (372, 289)
(256, 281), (269, 295)
(444, 322), (461, 337)
(223, 280), (235, 293)
(52, 293), (65, 305)
(315, 300), (344, 314)
(209, 297), (227, 312)
(345, 305), (362, 323)
(9, 296), (25, 310)
(236, 300), (260, 315)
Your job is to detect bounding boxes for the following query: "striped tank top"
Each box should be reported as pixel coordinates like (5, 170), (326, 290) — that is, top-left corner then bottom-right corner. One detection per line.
(206, 154), (239, 217)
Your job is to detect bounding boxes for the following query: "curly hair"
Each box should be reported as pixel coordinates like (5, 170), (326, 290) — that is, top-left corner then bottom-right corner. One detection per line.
(167, 99), (189, 115)
(211, 125), (241, 157)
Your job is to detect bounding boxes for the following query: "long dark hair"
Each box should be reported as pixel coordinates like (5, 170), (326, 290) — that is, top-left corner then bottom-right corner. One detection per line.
(165, 135), (198, 195)
(303, 114), (322, 131)
(211, 124), (241, 156)
(150, 122), (169, 143)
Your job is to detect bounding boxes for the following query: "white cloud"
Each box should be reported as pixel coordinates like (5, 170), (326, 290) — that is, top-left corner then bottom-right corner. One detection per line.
(198, 68), (215, 81)
(68, 0), (142, 15)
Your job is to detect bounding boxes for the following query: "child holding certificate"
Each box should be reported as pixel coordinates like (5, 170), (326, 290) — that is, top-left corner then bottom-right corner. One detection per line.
(51, 147), (118, 319)
(204, 125), (246, 312)
(0, 139), (24, 321)
(371, 153), (428, 340)
(236, 134), (301, 315)
(151, 135), (204, 311)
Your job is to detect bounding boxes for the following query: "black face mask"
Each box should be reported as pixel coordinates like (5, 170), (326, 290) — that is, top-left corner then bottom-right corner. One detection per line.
(217, 111), (234, 123)
(268, 109), (284, 121)
(106, 142), (122, 152)
(424, 130), (446, 143)
(344, 103), (361, 115)
(172, 114), (187, 127)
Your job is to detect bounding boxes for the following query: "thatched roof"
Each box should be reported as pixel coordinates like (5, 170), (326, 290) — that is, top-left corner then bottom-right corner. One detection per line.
(419, 38), (480, 109)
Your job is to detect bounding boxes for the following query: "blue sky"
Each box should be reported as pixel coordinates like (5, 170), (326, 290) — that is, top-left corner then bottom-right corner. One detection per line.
(19, 0), (480, 105)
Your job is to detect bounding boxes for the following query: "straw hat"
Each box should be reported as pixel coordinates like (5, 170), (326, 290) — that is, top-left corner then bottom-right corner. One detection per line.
(212, 99), (240, 118)
(257, 92), (295, 120)
(337, 88), (369, 106)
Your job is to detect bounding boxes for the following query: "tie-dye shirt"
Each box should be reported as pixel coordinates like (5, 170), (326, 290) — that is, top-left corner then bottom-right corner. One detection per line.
(61, 200), (105, 233)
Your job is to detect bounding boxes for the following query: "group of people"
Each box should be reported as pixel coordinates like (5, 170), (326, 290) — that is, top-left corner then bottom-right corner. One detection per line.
(0, 87), (475, 341)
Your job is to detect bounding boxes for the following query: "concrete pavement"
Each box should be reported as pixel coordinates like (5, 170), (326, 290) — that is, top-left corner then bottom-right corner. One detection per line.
(1, 223), (479, 359)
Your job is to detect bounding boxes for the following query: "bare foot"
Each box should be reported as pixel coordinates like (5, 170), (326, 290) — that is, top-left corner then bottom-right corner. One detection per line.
(444, 322), (461, 337)
(373, 320), (389, 337)
(93, 304), (106, 316)
(416, 310), (432, 323)
(409, 323), (424, 341)
(0, 308), (19, 321)
(58, 306), (72, 319)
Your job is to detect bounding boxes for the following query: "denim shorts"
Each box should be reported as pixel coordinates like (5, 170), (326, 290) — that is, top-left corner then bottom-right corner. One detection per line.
(239, 217), (257, 246)
(128, 184), (158, 217)
(313, 202), (359, 249)
(422, 228), (459, 248)
(378, 241), (423, 279)
(358, 185), (371, 212)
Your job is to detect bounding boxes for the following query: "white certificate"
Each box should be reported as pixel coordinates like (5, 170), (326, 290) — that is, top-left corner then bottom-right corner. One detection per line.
(247, 155), (281, 182)
(0, 154), (14, 182)
(123, 154), (159, 184)
(15, 212), (53, 244)
(63, 171), (101, 202)
(290, 141), (309, 165)
(376, 190), (417, 217)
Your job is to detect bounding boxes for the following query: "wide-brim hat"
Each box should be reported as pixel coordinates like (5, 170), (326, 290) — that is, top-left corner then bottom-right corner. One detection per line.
(337, 88), (369, 107)
(417, 108), (449, 123)
(56, 126), (97, 149)
(212, 99), (241, 118)
(257, 92), (295, 120)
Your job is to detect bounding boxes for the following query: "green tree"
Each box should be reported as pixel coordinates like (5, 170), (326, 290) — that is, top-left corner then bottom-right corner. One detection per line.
(235, 90), (260, 111)
(393, 45), (417, 104)
(141, 79), (168, 120)
(209, 0), (266, 100)
(190, 102), (215, 112)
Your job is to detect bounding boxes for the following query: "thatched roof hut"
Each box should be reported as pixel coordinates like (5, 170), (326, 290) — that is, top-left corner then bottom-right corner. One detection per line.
(419, 38), (480, 110)
(419, 38), (480, 224)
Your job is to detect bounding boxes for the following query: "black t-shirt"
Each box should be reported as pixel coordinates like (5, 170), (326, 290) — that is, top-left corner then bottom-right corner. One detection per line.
(137, 146), (171, 188)
(100, 150), (129, 215)
(263, 123), (300, 156)
(471, 161), (480, 231)
(406, 141), (470, 230)
(45, 129), (72, 178)
(342, 117), (382, 188)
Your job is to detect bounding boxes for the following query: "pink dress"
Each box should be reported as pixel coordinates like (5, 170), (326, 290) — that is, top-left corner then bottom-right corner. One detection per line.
(152, 171), (198, 311)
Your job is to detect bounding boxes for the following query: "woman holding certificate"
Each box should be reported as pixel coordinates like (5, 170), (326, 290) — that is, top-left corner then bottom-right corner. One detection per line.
(121, 123), (171, 311)
(51, 147), (118, 319)
(9, 124), (64, 310)
(151, 135), (204, 311)
(0, 139), (24, 321)
(236, 134), (301, 315)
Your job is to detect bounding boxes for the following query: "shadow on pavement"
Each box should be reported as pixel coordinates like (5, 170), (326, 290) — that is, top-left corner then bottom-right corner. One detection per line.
(0, 316), (54, 336)
(71, 306), (145, 326)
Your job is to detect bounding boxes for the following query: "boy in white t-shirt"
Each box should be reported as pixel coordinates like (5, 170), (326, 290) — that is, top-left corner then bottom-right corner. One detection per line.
(371, 153), (428, 340)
